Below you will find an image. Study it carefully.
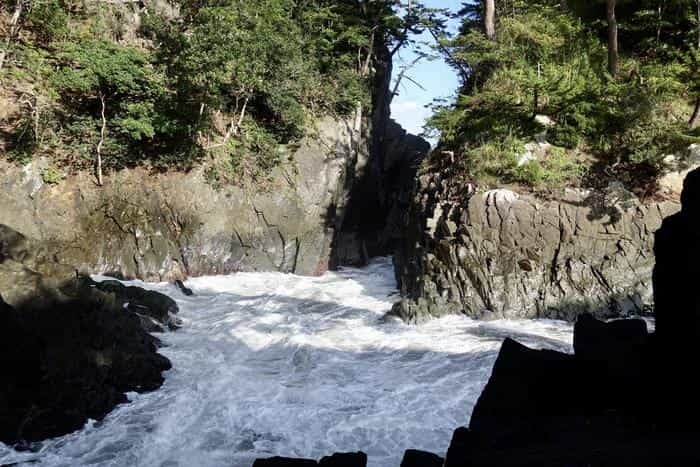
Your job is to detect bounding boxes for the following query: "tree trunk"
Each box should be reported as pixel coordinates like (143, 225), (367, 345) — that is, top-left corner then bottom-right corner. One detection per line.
(361, 27), (376, 77)
(606, 0), (618, 77)
(96, 93), (106, 186)
(0, 0), (24, 72)
(484, 0), (496, 40)
(204, 94), (249, 150)
(696, 0), (700, 49)
(691, 96), (700, 129)
(390, 54), (424, 102)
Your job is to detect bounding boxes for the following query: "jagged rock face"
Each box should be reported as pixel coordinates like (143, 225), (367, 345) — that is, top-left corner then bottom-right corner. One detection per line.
(393, 167), (680, 323)
(0, 275), (173, 444)
(333, 119), (430, 266)
(0, 117), (365, 281)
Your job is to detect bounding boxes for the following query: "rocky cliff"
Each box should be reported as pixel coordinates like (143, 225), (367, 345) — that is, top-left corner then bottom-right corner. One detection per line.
(0, 117), (366, 282)
(392, 159), (681, 323)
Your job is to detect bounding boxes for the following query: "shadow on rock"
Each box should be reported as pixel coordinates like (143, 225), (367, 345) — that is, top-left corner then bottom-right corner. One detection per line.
(443, 168), (700, 466)
(0, 270), (176, 445)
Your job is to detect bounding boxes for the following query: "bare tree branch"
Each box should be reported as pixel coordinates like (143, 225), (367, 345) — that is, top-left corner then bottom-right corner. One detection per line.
(0, 0), (25, 72)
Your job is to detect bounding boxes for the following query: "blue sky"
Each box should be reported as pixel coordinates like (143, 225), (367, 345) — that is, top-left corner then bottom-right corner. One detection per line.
(390, 0), (464, 145)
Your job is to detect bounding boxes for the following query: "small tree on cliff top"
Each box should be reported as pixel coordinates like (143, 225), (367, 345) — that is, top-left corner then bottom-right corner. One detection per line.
(54, 40), (163, 185)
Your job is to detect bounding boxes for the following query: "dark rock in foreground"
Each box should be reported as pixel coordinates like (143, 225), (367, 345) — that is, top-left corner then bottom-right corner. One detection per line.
(253, 457), (318, 467)
(318, 452), (367, 467)
(400, 449), (444, 467)
(444, 317), (700, 466)
(0, 277), (173, 444)
(445, 168), (700, 466)
(253, 452), (367, 467)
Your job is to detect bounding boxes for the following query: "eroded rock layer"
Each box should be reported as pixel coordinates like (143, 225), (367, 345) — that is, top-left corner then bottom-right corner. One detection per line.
(393, 164), (680, 322)
(0, 117), (366, 281)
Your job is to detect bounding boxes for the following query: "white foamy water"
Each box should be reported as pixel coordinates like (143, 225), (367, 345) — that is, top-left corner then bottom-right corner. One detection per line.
(1, 258), (574, 467)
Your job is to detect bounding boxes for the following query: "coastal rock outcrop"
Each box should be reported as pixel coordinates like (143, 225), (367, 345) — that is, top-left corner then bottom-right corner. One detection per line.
(393, 162), (680, 323)
(0, 279), (173, 444)
(443, 168), (700, 466)
(0, 117), (366, 281)
(333, 119), (430, 266)
(1, 224), (175, 444)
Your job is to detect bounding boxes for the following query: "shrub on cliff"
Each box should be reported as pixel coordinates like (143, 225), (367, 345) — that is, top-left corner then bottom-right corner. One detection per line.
(428, 0), (700, 192)
(1, 0), (421, 184)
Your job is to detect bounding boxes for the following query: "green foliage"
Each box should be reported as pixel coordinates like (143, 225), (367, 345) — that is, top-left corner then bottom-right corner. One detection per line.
(25, 0), (69, 43)
(429, 0), (699, 191)
(454, 135), (584, 187)
(3, 0), (411, 182)
(51, 39), (168, 168)
(40, 166), (62, 184)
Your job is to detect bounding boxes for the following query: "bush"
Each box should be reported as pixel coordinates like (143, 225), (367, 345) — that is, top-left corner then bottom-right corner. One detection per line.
(428, 0), (697, 192)
(40, 166), (62, 184)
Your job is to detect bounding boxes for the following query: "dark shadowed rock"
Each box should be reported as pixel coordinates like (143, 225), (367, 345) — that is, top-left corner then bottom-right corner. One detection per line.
(175, 279), (194, 296)
(573, 313), (648, 359)
(652, 167), (700, 428)
(252, 457), (317, 467)
(93, 279), (180, 331)
(400, 449), (444, 467)
(442, 169), (700, 465)
(573, 314), (649, 412)
(468, 338), (587, 437)
(443, 329), (700, 466)
(333, 119), (429, 267)
(653, 167), (700, 348)
(0, 283), (171, 444)
(318, 451), (367, 467)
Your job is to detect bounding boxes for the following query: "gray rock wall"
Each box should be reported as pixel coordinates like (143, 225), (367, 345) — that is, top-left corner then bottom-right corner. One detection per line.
(393, 167), (680, 323)
(333, 119), (430, 266)
(0, 117), (366, 281)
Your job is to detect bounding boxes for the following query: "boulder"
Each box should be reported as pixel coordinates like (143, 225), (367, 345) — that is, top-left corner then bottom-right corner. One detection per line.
(318, 452), (367, 467)
(400, 449), (444, 467)
(0, 282), (171, 444)
(253, 458), (318, 467)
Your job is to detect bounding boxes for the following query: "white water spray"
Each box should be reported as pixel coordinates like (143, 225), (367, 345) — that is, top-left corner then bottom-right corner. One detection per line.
(0, 258), (573, 467)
